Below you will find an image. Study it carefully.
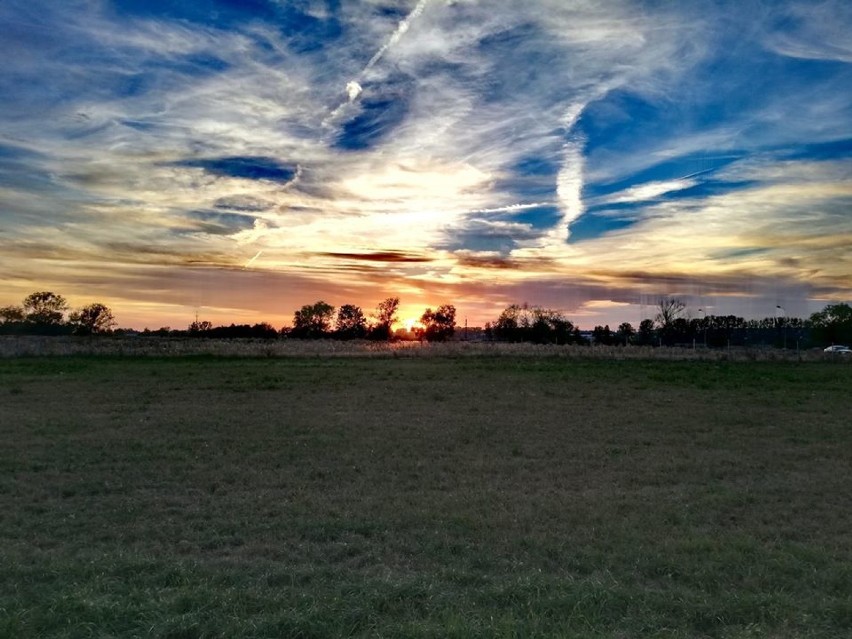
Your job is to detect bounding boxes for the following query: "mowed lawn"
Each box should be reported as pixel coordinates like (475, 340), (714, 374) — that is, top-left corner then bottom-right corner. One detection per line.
(1, 355), (850, 638)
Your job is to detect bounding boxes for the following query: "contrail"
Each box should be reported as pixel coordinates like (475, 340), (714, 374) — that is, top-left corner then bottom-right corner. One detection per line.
(244, 250), (263, 268)
(324, 0), (430, 126)
(679, 168), (716, 180)
(363, 0), (429, 75)
(469, 201), (557, 214)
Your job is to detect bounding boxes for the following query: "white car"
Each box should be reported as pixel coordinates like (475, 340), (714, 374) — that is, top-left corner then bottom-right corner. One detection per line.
(824, 345), (851, 353)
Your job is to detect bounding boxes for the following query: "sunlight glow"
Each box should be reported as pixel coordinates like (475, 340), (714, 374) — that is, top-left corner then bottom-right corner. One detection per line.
(0, 1), (850, 329)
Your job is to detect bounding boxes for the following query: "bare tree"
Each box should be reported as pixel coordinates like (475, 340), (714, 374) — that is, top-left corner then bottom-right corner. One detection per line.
(655, 298), (685, 330)
(655, 298), (686, 345)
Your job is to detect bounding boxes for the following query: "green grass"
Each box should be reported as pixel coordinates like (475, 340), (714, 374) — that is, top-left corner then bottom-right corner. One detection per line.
(1, 356), (851, 638)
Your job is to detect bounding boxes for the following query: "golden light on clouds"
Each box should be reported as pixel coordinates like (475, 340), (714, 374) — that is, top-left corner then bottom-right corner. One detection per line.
(1, 1), (850, 329)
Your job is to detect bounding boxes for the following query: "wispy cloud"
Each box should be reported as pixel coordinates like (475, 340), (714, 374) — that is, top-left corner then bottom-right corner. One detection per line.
(762, 0), (852, 63)
(0, 0), (850, 327)
(593, 178), (700, 206)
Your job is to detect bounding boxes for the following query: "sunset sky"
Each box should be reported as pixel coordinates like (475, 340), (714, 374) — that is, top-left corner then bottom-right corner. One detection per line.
(1, 0), (851, 330)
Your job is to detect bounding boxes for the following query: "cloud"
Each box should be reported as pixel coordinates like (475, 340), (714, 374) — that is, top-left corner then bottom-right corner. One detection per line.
(549, 159), (852, 300)
(187, 210), (258, 235)
(552, 140), (585, 241)
(594, 178), (700, 205)
(452, 249), (556, 272)
(317, 251), (432, 263)
(213, 195), (275, 212)
(333, 77), (413, 150)
(345, 81), (362, 102)
(1, 0), (850, 328)
(453, 251), (517, 270)
(440, 218), (546, 253)
(763, 0), (852, 63)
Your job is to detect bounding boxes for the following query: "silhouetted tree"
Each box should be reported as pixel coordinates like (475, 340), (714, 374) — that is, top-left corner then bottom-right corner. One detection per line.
(736, 315), (807, 348)
(483, 322), (494, 340)
(0, 305), (27, 335)
(810, 302), (852, 346)
(617, 322), (635, 345)
(70, 303), (116, 335)
(592, 325), (614, 345)
(636, 318), (656, 345)
(251, 322), (279, 339)
(419, 304), (456, 342)
(702, 314), (745, 347)
(23, 291), (68, 326)
(0, 305), (24, 323)
(671, 317), (694, 344)
(188, 319), (213, 335)
(655, 297), (684, 328)
(368, 297), (399, 340)
(492, 304), (576, 344)
(493, 304), (525, 341)
(655, 298), (686, 345)
(335, 304), (367, 339)
(291, 301), (335, 338)
(535, 308), (574, 344)
(202, 322), (279, 338)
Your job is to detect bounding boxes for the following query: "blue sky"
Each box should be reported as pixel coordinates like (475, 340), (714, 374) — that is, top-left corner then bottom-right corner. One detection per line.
(1, 0), (850, 328)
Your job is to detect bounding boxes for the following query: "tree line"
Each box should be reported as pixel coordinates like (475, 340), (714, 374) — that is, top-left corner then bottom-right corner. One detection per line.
(284, 298), (401, 340)
(1, 290), (850, 348)
(0, 292), (115, 335)
(252, 297), (458, 342)
(581, 298), (851, 349)
(0, 292), (460, 343)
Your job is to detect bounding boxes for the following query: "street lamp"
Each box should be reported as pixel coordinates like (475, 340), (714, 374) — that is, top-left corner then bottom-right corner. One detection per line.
(698, 308), (707, 347)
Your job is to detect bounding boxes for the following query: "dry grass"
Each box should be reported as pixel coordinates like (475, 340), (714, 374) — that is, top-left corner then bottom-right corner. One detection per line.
(1, 355), (850, 637)
(0, 335), (837, 363)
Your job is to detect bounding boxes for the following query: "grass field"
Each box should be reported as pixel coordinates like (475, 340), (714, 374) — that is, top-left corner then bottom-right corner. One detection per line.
(1, 355), (850, 638)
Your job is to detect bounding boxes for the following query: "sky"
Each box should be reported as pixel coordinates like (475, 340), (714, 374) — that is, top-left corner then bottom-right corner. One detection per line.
(1, 0), (851, 330)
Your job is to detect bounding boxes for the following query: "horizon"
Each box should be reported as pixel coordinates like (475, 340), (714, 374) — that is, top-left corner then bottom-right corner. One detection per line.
(1, 288), (836, 334)
(1, 1), (851, 329)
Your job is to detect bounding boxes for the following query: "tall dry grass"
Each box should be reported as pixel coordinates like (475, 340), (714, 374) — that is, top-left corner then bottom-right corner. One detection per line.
(0, 335), (840, 362)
